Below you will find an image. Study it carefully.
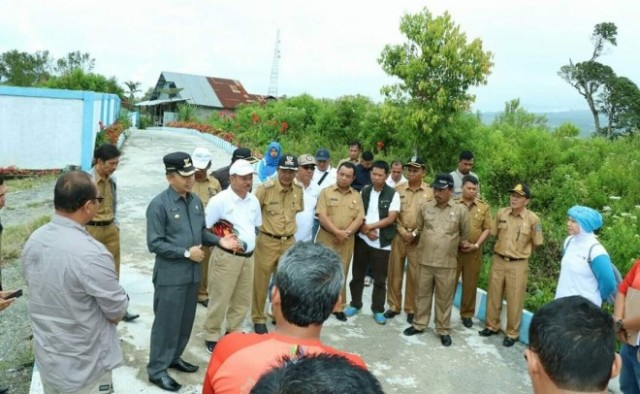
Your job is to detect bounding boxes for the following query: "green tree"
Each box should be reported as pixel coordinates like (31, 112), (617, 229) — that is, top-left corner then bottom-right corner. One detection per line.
(0, 49), (51, 86)
(598, 76), (640, 136)
(54, 51), (95, 75)
(43, 69), (124, 97)
(378, 7), (493, 146)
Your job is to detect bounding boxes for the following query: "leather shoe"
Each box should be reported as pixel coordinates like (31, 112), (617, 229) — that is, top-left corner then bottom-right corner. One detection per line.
(403, 326), (424, 336)
(205, 341), (217, 354)
(149, 373), (181, 392)
(198, 299), (209, 308)
(254, 323), (268, 334)
(503, 337), (518, 347)
(462, 317), (473, 328)
(406, 313), (414, 324)
(478, 328), (499, 337)
(169, 358), (199, 373)
(383, 310), (399, 319)
(123, 311), (140, 322)
(333, 312), (347, 322)
(440, 335), (452, 347)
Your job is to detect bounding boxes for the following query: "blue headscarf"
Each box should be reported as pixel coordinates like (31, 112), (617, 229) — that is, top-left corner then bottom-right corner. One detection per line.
(567, 205), (603, 233)
(258, 141), (282, 181)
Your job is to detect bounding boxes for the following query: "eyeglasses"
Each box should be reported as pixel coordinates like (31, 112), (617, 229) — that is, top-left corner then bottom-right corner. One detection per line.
(301, 165), (316, 170)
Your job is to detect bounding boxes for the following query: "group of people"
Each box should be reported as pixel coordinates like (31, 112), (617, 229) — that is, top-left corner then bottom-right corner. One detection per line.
(1, 136), (636, 394)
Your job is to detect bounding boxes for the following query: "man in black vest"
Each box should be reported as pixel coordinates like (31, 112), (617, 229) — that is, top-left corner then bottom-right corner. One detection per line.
(344, 161), (400, 324)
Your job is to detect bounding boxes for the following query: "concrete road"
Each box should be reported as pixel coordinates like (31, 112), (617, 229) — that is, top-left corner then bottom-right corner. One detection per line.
(31, 129), (535, 393)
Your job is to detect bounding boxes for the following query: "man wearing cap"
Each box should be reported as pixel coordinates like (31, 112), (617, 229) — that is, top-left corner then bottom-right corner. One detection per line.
(146, 152), (239, 391)
(385, 157), (433, 324)
(315, 161), (365, 321)
(455, 175), (491, 329)
(479, 183), (543, 347)
(212, 147), (258, 190)
(191, 147), (222, 308)
(311, 148), (336, 241)
(386, 160), (407, 188)
(450, 150), (480, 199)
(87, 143), (139, 322)
(295, 154), (321, 243)
(252, 154), (304, 334)
(404, 173), (470, 347)
(203, 159), (261, 354)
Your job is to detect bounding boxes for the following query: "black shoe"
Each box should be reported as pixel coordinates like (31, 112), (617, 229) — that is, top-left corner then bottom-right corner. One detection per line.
(406, 313), (414, 324)
(149, 373), (181, 392)
(271, 320), (276, 325)
(462, 317), (473, 328)
(503, 337), (518, 347)
(0, 384), (8, 394)
(333, 312), (347, 322)
(403, 326), (424, 336)
(198, 299), (209, 308)
(254, 323), (268, 334)
(478, 328), (499, 337)
(440, 335), (452, 346)
(169, 358), (199, 373)
(205, 341), (217, 354)
(123, 311), (140, 322)
(383, 310), (399, 319)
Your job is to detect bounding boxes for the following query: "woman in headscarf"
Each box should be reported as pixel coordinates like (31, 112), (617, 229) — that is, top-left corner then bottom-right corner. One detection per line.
(555, 205), (617, 306)
(257, 142), (282, 182)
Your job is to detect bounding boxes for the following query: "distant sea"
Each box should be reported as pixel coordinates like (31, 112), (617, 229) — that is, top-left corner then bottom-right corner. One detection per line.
(479, 109), (601, 138)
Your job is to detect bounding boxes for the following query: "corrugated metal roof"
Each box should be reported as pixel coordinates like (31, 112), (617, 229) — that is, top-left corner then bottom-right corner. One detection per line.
(208, 77), (262, 109)
(159, 71), (222, 108)
(135, 97), (189, 106)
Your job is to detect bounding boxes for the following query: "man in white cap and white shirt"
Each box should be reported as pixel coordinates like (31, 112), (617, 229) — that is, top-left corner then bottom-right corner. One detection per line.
(203, 159), (262, 354)
(191, 147), (222, 308)
(295, 154), (321, 242)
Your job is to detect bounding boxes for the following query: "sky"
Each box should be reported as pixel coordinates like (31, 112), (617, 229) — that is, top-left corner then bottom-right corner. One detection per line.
(1, 0), (639, 112)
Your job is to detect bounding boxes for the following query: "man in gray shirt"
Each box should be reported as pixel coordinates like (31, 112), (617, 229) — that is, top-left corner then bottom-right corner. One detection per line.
(23, 171), (129, 393)
(450, 150), (480, 198)
(146, 152), (238, 392)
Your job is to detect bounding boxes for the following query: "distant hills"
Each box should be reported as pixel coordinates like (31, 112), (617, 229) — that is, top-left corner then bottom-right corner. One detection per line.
(479, 109), (603, 137)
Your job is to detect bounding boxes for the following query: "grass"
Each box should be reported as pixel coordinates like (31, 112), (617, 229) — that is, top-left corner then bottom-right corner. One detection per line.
(1, 215), (51, 261)
(8, 174), (58, 192)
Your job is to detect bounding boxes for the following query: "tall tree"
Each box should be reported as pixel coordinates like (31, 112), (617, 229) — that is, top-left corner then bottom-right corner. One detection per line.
(54, 51), (95, 75)
(0, 50), (51, 86)
(124, 80), (141, 101)
(378, 7), (493, 147)
(598, 76), (640, 137)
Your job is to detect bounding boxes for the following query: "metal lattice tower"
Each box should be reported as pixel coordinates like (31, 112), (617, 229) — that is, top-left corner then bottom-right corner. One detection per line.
(268, 30), (281, 97)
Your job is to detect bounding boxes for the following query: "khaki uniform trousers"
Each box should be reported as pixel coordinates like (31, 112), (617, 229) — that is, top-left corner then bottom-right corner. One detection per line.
(413, 264), (457, 335)
(198, 246), (213, 302)
(455, 248), (483, 318)
(485, 254), (529, 339)
(387, 234), (419, 314)
(251, 234), (294, 324)
(316, 230), (355, 312)
(203, 247), (254, 341)
(86, 223), (120, 276)
(42, 370), (113, 394)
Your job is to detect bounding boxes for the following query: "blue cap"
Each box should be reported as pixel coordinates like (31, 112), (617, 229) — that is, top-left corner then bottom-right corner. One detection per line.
(315, 149), (330, 161)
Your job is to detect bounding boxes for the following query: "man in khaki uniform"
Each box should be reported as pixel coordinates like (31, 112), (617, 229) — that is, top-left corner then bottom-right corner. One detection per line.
(404, 173), (470, 347)
(252, 154), (303, 334)
(479, 183), (543, 347)
(385, 156), (433, 324)
(455, 175), (491, 329)
(316, 161), (365, 322)
(191, 147), (222, 307)
(87, 144), (138, 322)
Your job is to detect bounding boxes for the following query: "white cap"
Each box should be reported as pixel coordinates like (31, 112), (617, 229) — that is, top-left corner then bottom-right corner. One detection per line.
(191, 147), (213, 169)
(229, 159), (256, 176)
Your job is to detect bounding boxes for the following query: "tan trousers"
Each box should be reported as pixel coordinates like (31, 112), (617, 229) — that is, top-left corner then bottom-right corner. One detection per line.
(42, 370), (113, 393)
(413, 264), (457, 335)
(484, 254), (529, 339)
(251, 234), (294, 324)
(387, 234), (419, 314)
(86, 223), (120, 276)
(204, 247), (254, 341)
(198, 246), (213, 302)
(316, 228), (355, 312)
(455, 248), (483, 318)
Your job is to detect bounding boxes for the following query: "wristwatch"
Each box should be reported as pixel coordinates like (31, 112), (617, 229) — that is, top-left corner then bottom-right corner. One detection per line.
(616, 319), (625, 331)
(184, 249), (191, 259)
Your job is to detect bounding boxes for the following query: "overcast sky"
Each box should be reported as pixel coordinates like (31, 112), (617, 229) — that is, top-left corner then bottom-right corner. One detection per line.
(1, 0), (639, 112)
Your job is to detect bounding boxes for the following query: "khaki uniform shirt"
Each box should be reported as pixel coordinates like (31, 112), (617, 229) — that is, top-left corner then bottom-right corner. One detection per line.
(315, 184), (365, 231)
(457, 198), (491, 243)
(94, 176), (114, 222)
(492, 207), (543, 259)
(416, 198), (470, 268)
(255, 179), (303, 236)
(192, 175), (222, 209)
(395, 182), (433, 236)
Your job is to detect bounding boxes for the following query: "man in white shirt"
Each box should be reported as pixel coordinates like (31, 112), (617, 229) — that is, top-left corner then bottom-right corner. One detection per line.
(386, 160), (407, 188)
(450, 150), (480, 198)
(295, 154), (321, 242)
(203, 159), (262, 354)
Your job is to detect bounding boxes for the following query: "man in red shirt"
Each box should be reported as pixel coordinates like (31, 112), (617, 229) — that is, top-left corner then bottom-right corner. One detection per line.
(202, 242), (367, 394)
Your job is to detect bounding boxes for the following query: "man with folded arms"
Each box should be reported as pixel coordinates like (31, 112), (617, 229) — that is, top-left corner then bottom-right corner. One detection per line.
(203, 159), (261, 354)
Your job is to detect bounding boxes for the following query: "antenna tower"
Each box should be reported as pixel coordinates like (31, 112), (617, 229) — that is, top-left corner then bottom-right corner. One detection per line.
(268, 30), (281, 97)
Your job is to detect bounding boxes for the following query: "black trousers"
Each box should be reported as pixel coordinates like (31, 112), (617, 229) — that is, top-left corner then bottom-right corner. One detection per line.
(349, 237), (390, 313)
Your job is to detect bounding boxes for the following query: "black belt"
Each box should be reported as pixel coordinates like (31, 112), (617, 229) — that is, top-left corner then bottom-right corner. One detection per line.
(496, 253), (526, 262)
(87, 220), (114, 227)
(218, 247), (254, 258)
(260, 231), (294, 241)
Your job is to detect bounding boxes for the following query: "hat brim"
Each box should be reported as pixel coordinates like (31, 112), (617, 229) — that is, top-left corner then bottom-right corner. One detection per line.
(405, 163), (425, 168)
(177, 167), (196, 177)
(508, 189), (530, 198)
(278, 166), (298, 171)
(192, 159), (210, 169)
(315, 156), (330, 161)
(231, 170), (255, 176)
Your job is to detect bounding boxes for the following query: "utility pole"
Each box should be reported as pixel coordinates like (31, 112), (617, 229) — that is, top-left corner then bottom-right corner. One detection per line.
(268, 30), (281, 97)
